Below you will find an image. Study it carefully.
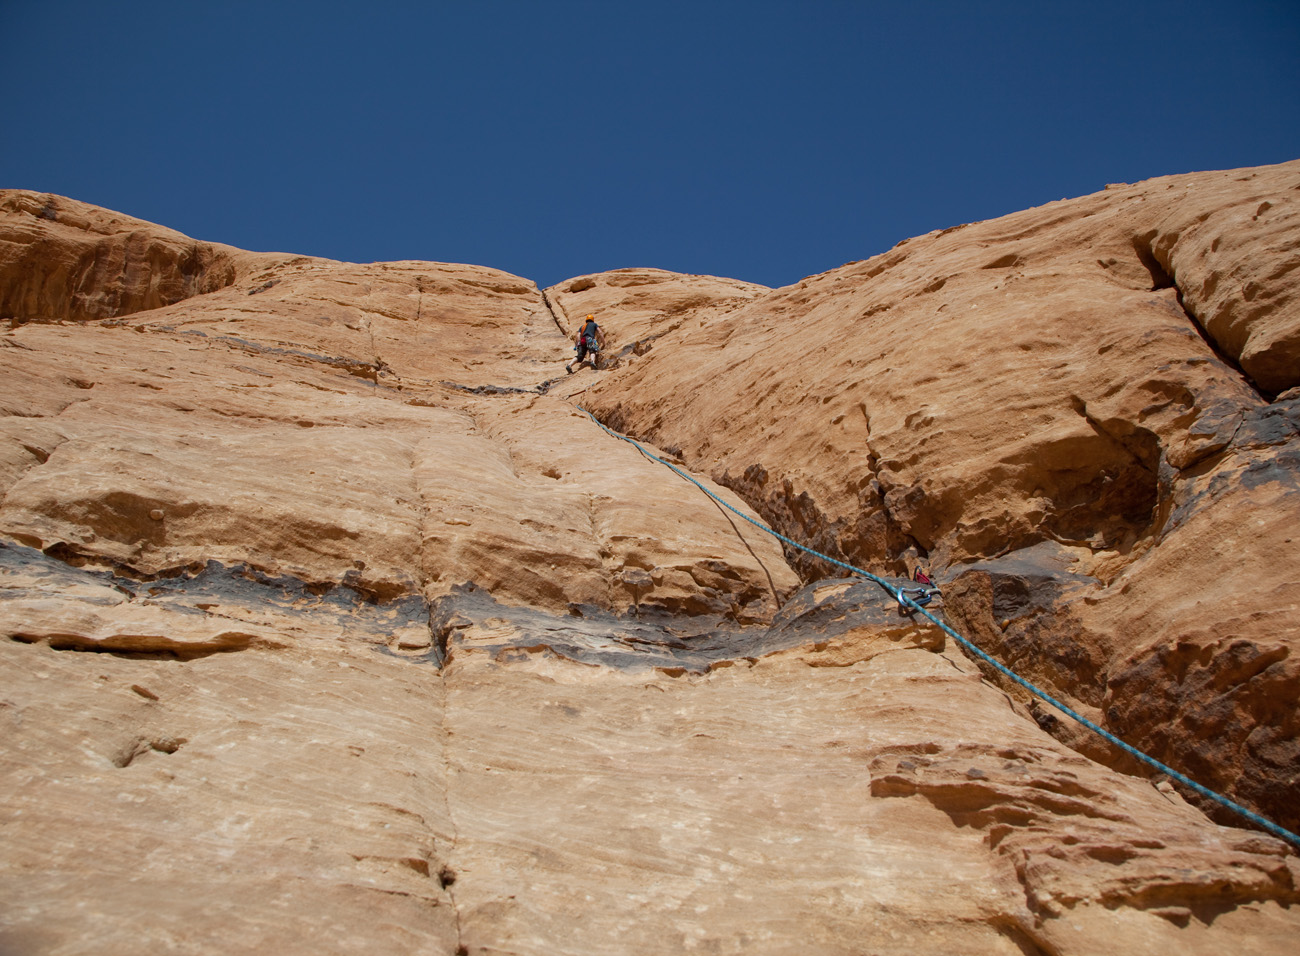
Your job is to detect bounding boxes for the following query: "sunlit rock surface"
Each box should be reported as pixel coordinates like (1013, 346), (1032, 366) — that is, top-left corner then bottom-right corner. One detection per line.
(2, 165), (1298, 955)
(582, 159), (1300, 838)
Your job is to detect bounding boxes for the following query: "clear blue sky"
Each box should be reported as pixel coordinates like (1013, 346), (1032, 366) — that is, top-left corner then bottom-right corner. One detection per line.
(3, 1), (1298, 289)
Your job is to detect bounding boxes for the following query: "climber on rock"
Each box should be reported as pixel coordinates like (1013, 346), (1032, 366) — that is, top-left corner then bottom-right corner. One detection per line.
(566, 314), (606, 373)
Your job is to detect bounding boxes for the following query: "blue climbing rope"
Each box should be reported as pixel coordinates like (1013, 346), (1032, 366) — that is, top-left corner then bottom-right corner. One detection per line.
(577, 406), (1300, 848)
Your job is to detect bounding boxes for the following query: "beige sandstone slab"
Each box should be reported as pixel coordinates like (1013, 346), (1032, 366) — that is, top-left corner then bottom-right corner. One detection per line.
(583, 161), (1300, 836)
(3, 168), (1299, 955)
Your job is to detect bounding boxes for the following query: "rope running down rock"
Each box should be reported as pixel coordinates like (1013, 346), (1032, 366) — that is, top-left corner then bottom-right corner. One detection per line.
(576, 405), (1300, 848)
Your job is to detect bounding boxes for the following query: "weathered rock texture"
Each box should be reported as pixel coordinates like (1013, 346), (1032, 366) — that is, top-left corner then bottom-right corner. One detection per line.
(1, 164), (1298, 955)
(583, 160), (1300, 836)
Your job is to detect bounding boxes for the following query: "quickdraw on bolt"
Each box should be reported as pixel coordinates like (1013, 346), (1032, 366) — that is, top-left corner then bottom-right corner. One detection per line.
(897, 567), (941, 611)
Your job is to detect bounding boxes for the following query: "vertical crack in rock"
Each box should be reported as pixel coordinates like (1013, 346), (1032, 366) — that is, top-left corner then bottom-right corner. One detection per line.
(1132, 231), (1274, 401)
(408, 437), (465, 948)
(435, 662), (466, 956)
(859, 402), (880, 476)
(540, 287), (569, 338)
(987, 915), (1052, 956)
(851, 402), (929, 570)
(412, 426), (445, 666)
(361, 314), (383, 390)
(583, 489), (616, 610)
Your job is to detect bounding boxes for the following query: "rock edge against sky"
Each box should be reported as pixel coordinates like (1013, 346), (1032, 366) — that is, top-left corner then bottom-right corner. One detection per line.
(1, 161), (1298, 954)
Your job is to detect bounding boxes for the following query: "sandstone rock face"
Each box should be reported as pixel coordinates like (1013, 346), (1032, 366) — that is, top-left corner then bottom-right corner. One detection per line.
(0, 191), (248, 323)
(2, 168), (1299, 955)
(584, 159), (1300, 835)
(546, 267), (769, 369)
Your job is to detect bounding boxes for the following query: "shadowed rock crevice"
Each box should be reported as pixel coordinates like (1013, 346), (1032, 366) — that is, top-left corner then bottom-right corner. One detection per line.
(941, 546), (1112, 705)
(423, 576), (941, 672)
(936, 545), (1160, 774)
(539, 287), (569, 337)
(1132, 230), (1277, 401)
(29, 536), (419, 607)
(1037, 396), (1162, 551)
(599, 396), (1163, 592)
(923, 393), (1293, 834)
(716, 461), (919, 582)
(8, 628), (261, 660)
(987, 916), (1052, 956)
(592, 404), (919, 585)
(440, 381), (544, 397)
(1104, 635), (1300, 835)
